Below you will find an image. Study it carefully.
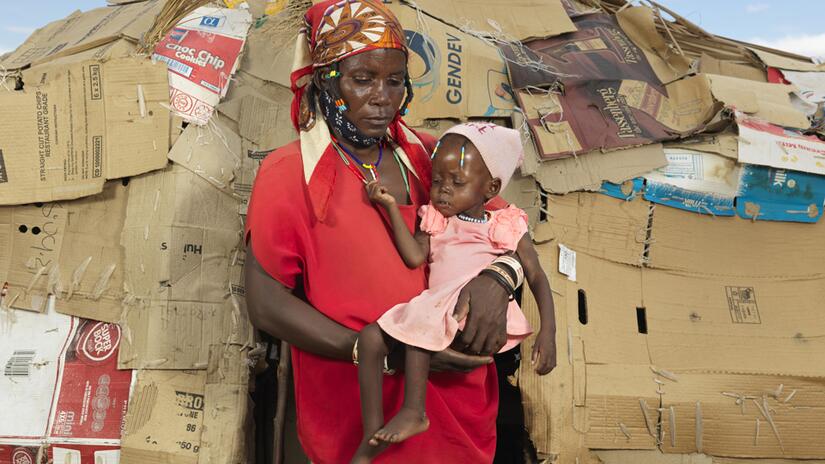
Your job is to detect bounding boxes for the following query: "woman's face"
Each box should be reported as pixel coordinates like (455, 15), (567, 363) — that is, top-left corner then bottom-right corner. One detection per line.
(334, 48), (407, 138)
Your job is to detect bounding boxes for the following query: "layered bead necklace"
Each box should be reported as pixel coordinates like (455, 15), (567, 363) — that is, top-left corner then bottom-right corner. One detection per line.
(331, 136), (383, 183)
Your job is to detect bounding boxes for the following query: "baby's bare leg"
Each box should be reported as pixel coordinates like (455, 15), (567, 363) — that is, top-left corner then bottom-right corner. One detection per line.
(351, 323), (392, 464)
(372, 345), (431, 444)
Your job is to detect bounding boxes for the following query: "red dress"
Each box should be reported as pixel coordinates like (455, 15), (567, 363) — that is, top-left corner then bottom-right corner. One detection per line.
(245, 135), (498, 463)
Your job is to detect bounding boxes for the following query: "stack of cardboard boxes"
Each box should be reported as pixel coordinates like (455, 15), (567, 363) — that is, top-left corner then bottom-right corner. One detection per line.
(1, 0), (824, 463)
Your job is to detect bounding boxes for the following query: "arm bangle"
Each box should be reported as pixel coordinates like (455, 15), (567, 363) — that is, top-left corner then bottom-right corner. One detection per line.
(352, 338), (359, 366)
(480, 268), (516, 301)
(491, 255), (524, 288)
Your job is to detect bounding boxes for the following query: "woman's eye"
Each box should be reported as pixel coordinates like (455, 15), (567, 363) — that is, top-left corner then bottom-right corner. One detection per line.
(353, 77), (371, 83)
(388, 78), (404, 87)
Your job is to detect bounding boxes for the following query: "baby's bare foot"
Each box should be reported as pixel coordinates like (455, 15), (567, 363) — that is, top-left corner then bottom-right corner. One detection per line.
(370, 408), (430, 445)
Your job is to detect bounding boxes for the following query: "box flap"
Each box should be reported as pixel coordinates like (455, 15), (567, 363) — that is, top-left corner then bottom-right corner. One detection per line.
(0, 181), (128, 322)
(401, 0), (576, 42)
(750, 48), (825, 73)
(0, 1), (163, 70)
(389, 3), (515, 124)
(648, 201), (825, 278)
(706, 74), (810, 129)
(0, 58), (170, 205)
(736, 114), (825, 176)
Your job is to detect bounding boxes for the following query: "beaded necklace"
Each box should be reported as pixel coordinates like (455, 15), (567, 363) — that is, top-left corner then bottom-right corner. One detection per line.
(457, 212), (489, 223)
(332, 139), (412, 198)
(331, 137), (383, 182)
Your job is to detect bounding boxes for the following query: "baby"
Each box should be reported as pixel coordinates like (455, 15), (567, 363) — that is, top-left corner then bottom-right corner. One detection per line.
(352, 122), (557, 463)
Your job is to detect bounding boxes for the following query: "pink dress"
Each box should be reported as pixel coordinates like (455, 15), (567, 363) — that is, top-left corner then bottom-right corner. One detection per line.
(377, 204), (533, 352)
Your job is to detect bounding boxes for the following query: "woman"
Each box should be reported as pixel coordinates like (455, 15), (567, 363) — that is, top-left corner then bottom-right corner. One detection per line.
(244, 1), (522, 462)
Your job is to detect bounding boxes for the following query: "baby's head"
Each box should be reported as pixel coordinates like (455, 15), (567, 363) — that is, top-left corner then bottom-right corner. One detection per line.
(430, 122), (524, 217)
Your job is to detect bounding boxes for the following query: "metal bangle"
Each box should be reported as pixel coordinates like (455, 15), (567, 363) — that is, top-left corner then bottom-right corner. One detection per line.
(492, 255), (524, 288)
(480, 268), (516, 301)
(352, 338), (359, 366)
(383, 356), (396, 375)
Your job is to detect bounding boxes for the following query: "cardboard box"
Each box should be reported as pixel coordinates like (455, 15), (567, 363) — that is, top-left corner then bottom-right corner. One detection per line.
(736, 114), (825, 176)
(152, 6), (252, 125)
(118, 164), (252, 370)
(0, 0), (163, 70)
(388, 3), (516, 125)
(0, 304), (132, 450)
(0, 58), (170, 205)
(401, 0), (576, 42)
(120, 346), (249, 464)
(520, 192), (825, 460)
(0, 180), (128, 322)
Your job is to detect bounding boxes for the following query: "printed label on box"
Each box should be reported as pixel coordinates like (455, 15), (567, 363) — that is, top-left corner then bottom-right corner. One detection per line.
(726, 286), (761, 324)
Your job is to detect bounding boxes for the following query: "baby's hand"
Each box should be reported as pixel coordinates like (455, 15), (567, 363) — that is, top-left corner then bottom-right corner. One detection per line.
(366, 181), (396, 208)
(531, 329), (557, 375)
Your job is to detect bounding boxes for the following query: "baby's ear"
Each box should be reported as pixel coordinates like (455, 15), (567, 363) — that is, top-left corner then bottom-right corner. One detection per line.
(486, 178), (502, 200)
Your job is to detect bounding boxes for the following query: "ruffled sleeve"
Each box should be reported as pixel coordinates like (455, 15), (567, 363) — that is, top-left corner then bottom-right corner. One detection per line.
(418, 204), (448, 235)
(488, 205), (528, 251)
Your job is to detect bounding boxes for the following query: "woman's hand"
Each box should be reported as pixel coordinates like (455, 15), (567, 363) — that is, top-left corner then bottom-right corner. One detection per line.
(387, 345), (493, 373)
(451, 274), (509, 356)
(531, 329), (557, 375)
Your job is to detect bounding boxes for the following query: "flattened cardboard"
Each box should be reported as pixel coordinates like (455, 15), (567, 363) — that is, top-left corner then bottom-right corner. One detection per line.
(120, 370), (206, 464)
(389, 3), (515, 125)
(119, 164), (252, 369)
(750, 48), (825, 73)
(0, 1), (163, 70)
(706, 74), (810, 129)
(0, 58), (170, 205)
(699, 53), (767, 82)
(152, 6), (252, 125)
(660, 372), (825, 458)
(648, 201), (825, 278)
(615, 6), (692, 84)
(736, 164), (825, 223)
(517, 74), (715, 159)
(402, 0), (576, 42)
(643, 268), (825, 378)
(666, 132), (739, 160)
(0, 181), (127, 322)
(536, 192), (650, 266)
(536, 144), (667, 194)
(239, 19), (294, 88)
(643, 149), (740, 216)
(736, 114), (825, 176)
(199, 345), (250, 464)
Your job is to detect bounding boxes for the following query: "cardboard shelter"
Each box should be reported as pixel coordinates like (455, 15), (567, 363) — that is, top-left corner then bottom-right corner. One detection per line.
(3, 0), (825, 463)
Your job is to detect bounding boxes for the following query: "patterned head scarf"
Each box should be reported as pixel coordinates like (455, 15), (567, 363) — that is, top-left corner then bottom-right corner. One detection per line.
(290, 0), (409, 131)
(286, 0), (431, 223)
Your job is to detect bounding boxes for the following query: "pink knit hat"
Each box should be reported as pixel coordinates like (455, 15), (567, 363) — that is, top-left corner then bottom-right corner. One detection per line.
(440, 122), (524, 191)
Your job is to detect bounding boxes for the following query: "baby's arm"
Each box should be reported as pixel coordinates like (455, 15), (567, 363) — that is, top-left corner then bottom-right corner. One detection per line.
(515, 234), (557, 375)
(366, 181), (430, 268)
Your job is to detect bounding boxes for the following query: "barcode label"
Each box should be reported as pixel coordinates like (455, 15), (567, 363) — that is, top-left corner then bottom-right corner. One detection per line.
(152, 54), (193, 78)
(5, 349), (35, 377)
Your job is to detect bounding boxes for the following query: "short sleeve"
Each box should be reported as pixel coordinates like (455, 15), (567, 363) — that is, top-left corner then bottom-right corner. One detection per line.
(245, 145), (309, 289)
(418, 204), (448, 235)
(488, 205), (528, 251)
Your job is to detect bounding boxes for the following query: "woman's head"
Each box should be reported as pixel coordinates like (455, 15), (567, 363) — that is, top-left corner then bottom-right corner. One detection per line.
(430, 123), (524, 217)
(290, 0), (413, 142)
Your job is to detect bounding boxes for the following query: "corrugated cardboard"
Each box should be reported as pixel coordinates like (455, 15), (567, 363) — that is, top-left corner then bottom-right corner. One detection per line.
(120, 369), (207, 464)
(706, 74), (810, 129)
(534, 192), (650, 266)
(749, 48), (825, 73)
(736, 114), (825, 176)
(516, 74), (716, 159)
(648, 202), (825, 278)
(199, 345), (251, 464)
(699, 54), (767, 82)
(118, 164), (252, 370)
(538, 144), (667, 194)
(0, 58), (170, 205)
(401, 0), (576, 42)
(388, 3), (515, 125)
(239, 16), (298, 88)
(0, 180), (127, 322)
(0, 1), (163, 70)
(120, 346), (250, 464)
(615, 6), (692, 84)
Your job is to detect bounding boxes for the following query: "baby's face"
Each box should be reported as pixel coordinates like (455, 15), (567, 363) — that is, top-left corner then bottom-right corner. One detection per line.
(430, 135), (495, 217)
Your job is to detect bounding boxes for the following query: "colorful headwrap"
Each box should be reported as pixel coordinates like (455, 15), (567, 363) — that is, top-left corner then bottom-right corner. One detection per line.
(287, 0), (431, 223)
(290, 0), (409, 132)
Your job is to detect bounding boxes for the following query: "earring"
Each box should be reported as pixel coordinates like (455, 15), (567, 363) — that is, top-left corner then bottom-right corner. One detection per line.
(335, 99), (348, 112)
(326, 70), (340, 79)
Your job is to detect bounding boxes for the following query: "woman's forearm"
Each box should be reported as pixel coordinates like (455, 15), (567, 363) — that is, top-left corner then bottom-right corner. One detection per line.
(245, 248), (357, 361)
